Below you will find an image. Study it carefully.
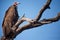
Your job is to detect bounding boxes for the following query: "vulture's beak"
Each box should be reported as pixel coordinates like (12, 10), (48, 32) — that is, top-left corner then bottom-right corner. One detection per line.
(17, 2), (21, 5)
(13, 2), (21, 6)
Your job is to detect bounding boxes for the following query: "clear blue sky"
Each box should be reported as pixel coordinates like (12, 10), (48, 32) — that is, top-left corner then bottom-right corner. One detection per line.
(0, 0), (60, 40)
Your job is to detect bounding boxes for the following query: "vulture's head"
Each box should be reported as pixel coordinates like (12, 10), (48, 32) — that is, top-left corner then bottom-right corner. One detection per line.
(13, 2), (20, 6)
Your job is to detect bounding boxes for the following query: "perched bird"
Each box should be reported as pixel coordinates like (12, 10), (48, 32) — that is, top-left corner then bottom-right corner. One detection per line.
(2, 2), (20, 38)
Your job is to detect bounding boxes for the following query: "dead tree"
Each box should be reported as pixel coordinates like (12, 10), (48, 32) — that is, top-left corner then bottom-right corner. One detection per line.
(1, 0), (60, 40)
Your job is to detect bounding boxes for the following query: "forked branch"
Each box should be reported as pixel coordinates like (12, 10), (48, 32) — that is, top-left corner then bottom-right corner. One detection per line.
(12, 0), (52, 31)
(15, 13), (60, 36)
(35, 0), (52, 21)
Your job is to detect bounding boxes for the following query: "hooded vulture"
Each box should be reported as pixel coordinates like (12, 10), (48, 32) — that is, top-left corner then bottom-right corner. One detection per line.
(2, 2), (20, 38)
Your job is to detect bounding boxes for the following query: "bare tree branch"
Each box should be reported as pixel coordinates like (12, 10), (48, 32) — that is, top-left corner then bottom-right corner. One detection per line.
(12, 17), (33, 31)
(12, 0), (52, 31)
(35, 0), (52, 21)
(15, 13), (60, 37)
